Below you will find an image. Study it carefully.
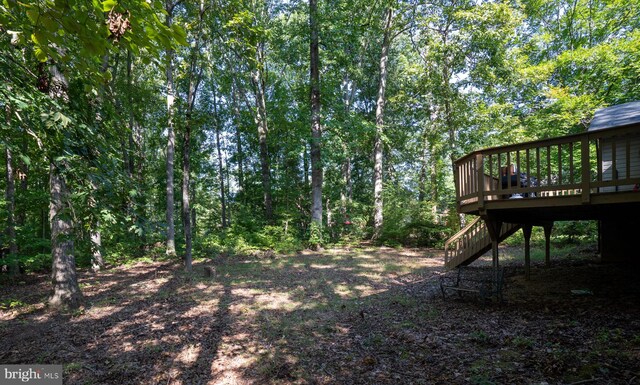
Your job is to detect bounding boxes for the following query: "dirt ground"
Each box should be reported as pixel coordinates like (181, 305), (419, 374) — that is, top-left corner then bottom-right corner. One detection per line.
(1, 247), (639, 385)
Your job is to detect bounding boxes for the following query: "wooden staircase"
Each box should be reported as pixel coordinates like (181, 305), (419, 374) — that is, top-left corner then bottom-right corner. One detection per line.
(444, 218), (521, 269)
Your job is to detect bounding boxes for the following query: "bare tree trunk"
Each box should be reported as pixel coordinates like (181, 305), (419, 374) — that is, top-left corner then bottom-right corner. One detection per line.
(49, 162), (82, 309)
(215, 113), (227, 229)
(90, 223), (104, 272)
(309, 0), (323, 234)
(212, 86), (227, 228)
(182, 122), (192, 271)
(340, 147), (351, 222)
(303, 145), (309, 185)
(372, 8), (393, 239)
(418, 127), (430, 202)
(89, 180), (104, 271)
(165, 3), (176, 256)
(5, 144), (19, 275)
(191, 183), (197, 234)
(231, 84), (244, 192)
(251, 52), (273, 222)
(181, 0), (205, 272)
(17, 135), (28, 227)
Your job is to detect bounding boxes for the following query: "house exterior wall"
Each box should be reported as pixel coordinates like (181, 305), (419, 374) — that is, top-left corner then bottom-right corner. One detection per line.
(599, 134), (640, 193)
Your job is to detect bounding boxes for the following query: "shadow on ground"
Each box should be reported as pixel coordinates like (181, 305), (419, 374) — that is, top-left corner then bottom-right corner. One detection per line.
(1, 246), (639, 384)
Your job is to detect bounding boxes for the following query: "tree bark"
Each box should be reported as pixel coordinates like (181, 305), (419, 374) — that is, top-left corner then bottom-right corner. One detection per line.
(214, 106), (227, 229)
(89, 180), (105, 272)
(182, 0), (205, 272)
(49, 162), (82, 309)
(372, 8), (393, 239)
(251, 50), (273, 222)
(418, 126), (430, 202)
(90, 222), (104, 272)
(5, 144), (19, 275)
(182, 121), (192, 271)
(164, 5), (177, 257)
(309, 0), (323, 232)
(340, 143), (352, 222)
(231, 83), (245, 192)
(17, 135), (28, 227)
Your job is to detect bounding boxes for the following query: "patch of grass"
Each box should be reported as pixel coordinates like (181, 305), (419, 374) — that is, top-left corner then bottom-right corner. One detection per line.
(64, 362), (83, 375)
(511, 336), (534, 348)
(256, 352), (297, 381)
(383, 263), (405, 273)
(470, 330), (491, 345)
(142, 342), (163, 354)
(0, 298), (26, 310)
(92, 296), (120, 307)
(596, 327), (624, 343)
(469, 359), (497, 385)
(425, 307), (440, 319)
(389, 294), (418, 308)
(363, 333), (385, 347)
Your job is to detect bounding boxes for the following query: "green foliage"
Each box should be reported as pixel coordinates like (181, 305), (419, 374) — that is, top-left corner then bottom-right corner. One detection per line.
(553, 221), (597, 244)
(308, 221), (324, 250)
(378, 197), (451, 248)
(0, 298), (26, 310)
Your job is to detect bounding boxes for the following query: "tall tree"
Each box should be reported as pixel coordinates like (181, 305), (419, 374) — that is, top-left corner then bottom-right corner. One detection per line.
(252, 42), (273, 222)
(372, 7), (394, 239)
(165, 0), (178, 257)
(4, 129), (18, 273)
(213, 88), (227, 228)
(182, 0), (207, 272)
(309, 0), (323, 242)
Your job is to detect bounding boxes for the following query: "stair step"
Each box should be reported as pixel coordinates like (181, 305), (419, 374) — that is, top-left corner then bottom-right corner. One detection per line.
(444, 219), (520, 269)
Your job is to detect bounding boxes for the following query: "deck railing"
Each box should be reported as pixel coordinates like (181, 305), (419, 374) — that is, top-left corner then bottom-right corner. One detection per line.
(444, 218), (521, 268)
(455, 125), (640, 211)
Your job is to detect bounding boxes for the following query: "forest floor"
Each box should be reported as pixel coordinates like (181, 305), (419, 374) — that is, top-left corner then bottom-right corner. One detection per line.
(1, 246), (640, 385)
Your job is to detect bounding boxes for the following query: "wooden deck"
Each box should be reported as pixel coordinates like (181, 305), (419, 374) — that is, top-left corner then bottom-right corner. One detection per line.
(454, 124), (640, 223)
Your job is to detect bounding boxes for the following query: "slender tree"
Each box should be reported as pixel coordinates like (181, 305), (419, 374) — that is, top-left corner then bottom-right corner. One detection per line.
(165, 1), (178, 257)
(372, 7), (394, 239)
(252, 43), (273, 222)
(4, 136), (18, 275)
(309, 0), (323, 241)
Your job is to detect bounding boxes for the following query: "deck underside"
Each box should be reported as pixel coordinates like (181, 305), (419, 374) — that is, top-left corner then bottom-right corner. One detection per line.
(460, 192), (640, 223)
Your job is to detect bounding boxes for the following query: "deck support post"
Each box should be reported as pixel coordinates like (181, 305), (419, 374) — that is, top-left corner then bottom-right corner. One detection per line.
(543, 222), (554, 268)
(522, 224), (533, 280)
(484, 218), (503, 290)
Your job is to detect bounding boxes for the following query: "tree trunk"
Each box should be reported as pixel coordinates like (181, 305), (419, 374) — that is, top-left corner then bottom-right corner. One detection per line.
(165, 4), (176, 257)
(182, 121), (192, 272)
(89, 181), (105, 271)
(49, 162), (82, 309)
(17, 134), (28, 227)
(5, 144), (19, 275)
(215, 117), (227, 229)
(303, 144), (309, 185)
(251, 53), (273, 222)
(340, 144), (352, 222)
(126, 50), (135, 186)
(232, 84), (245, 192)
(309, 0), (323, 233)
(182, 0), (205, 272)
(372, 8), (393, 239)
(418, 126), (430, 202)
(90, 222), (104, 272)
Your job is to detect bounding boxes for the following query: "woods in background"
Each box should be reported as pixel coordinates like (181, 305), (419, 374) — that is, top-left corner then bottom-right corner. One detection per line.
(1, 0), (639, 307)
